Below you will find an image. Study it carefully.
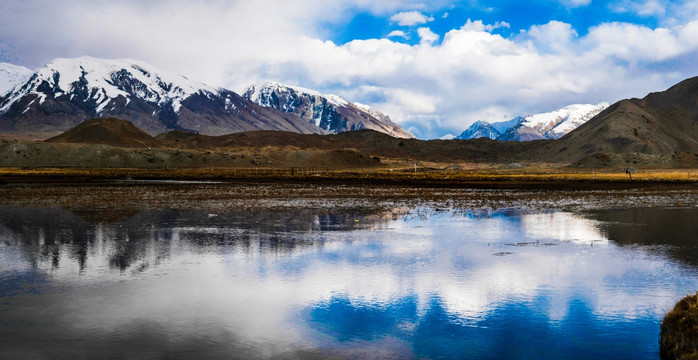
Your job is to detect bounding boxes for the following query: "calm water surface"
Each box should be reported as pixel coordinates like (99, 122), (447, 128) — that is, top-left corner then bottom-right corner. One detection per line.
(1, 199), (697, 359)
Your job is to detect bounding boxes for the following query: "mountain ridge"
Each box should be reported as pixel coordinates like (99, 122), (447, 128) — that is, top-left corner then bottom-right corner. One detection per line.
(457, 103), (609, 141)
(244, 81), (414, 139)
(0, 57), (325, 139)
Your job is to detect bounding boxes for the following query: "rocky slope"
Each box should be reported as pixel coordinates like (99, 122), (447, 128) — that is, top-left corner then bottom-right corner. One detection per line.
(457, 103), (609, 141)
(0, 57), (324, 139)
(243, 82), (414, 138)
(541, 76), (698, 161)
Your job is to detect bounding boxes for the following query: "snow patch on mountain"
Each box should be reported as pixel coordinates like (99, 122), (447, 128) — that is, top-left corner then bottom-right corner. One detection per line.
(0, 56), (220, 115)
(0, 63), (33, 95)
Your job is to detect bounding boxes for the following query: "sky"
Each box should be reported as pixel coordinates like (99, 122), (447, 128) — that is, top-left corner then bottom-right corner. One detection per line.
(1, 0), (698, 139)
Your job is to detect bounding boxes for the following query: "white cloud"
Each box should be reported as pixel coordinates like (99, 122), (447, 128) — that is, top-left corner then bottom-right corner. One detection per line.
(464, 19), (511, 32)
(612, 0), (666, 17)
(560, 0), (592, 7)
(1, 1), (698, 138)
(389, 11), (434, 26)
(417, 27), (439, 45)
(387, 30), (408, 39)
(525, 21), (578, 53)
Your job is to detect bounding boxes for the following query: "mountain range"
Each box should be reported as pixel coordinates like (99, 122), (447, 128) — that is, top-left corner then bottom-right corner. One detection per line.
(4, 73), (698, 169)
(243, 82), (414, 138)
(3, 56), (698, 169)
(0, 57), (412, 139)
(457, 103), (609, 141)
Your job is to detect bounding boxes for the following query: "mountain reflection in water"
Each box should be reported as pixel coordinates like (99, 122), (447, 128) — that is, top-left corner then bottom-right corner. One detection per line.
(0, 205), (696, 359)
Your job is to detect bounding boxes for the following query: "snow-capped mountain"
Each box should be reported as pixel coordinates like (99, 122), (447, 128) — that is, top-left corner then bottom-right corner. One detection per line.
(0, 63), (33, 95)
(457, 103), (609, 141)
(456, 120), (503, 140)
(0, 57), (323, 138)
(243, 82), (414, 139)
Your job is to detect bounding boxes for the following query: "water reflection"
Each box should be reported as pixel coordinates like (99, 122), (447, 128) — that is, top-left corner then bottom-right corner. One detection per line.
(0, 205), (696, 359)
(587, 208), (698, 267)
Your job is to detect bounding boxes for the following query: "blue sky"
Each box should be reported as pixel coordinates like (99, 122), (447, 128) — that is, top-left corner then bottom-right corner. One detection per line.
(330, 0), (664, 45)
(1, 0), (698, 138)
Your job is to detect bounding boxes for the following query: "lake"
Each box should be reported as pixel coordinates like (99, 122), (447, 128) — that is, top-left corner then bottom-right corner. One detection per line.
(0, 182), (697, 359)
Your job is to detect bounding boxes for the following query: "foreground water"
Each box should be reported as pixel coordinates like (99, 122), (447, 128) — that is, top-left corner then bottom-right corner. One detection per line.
(1, 184), (697, 359)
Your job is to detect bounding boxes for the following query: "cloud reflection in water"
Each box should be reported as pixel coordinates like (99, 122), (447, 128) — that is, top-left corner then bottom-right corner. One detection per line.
(0, 206), (695, 359)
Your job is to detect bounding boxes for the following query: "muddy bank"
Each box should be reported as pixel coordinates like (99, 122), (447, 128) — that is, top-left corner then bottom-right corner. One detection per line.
(1, 181), (697, 214)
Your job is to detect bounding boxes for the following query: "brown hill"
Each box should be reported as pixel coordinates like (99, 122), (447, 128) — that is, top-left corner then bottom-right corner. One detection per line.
(157, 128), (547, 163)
(541, 76), (698, 162)
(46, 118), (163, 148)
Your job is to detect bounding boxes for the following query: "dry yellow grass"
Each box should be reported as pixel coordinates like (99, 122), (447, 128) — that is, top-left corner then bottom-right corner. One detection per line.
(1, 165), (698, 185)
(662, 294), (698, 360)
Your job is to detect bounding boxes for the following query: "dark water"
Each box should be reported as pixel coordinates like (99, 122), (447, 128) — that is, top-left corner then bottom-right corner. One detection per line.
(0, 204), (697, 359)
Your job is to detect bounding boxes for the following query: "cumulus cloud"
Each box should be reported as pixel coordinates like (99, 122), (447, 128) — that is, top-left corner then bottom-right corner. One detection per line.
(1, 0), (698, 138)
(462, 19), (511, 32)
(524, 21), (578, 53)
(390, 11), (434, 26)
(387, 30), (408, 39)
(417, 27), (439, 45)
(612, 0), (667, 17)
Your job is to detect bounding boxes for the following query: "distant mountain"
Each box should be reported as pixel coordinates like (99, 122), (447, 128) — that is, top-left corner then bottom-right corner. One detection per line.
(0, 63), (33, 94)
(0, 57), (324, 139)
(456, 120), (504, 140)
(457, 103), (609, 141)
(243, 82), (414, 139)
(543, 76), (698, 161)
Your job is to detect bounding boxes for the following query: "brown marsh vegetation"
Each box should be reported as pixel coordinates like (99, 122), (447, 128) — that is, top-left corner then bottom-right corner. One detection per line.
(662, 294), (698, 360)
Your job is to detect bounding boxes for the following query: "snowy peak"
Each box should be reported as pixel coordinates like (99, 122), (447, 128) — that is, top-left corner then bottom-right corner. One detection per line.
(456, 121), (501, 140)
(457, 103), (609, 141)
(507, 102), (610, 140)
(244, 81), (414, 138)
(245, 82), (348, 112)
(0, 63), (33, 95)
(0, 57), (325, 138)
(537, 103), (610, 139)
(1, 56), (220, 115)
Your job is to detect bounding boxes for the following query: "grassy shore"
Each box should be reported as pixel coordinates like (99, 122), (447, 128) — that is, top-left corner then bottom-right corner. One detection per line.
(661, 294), (698, 360)
(1, 166), (698, 188)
